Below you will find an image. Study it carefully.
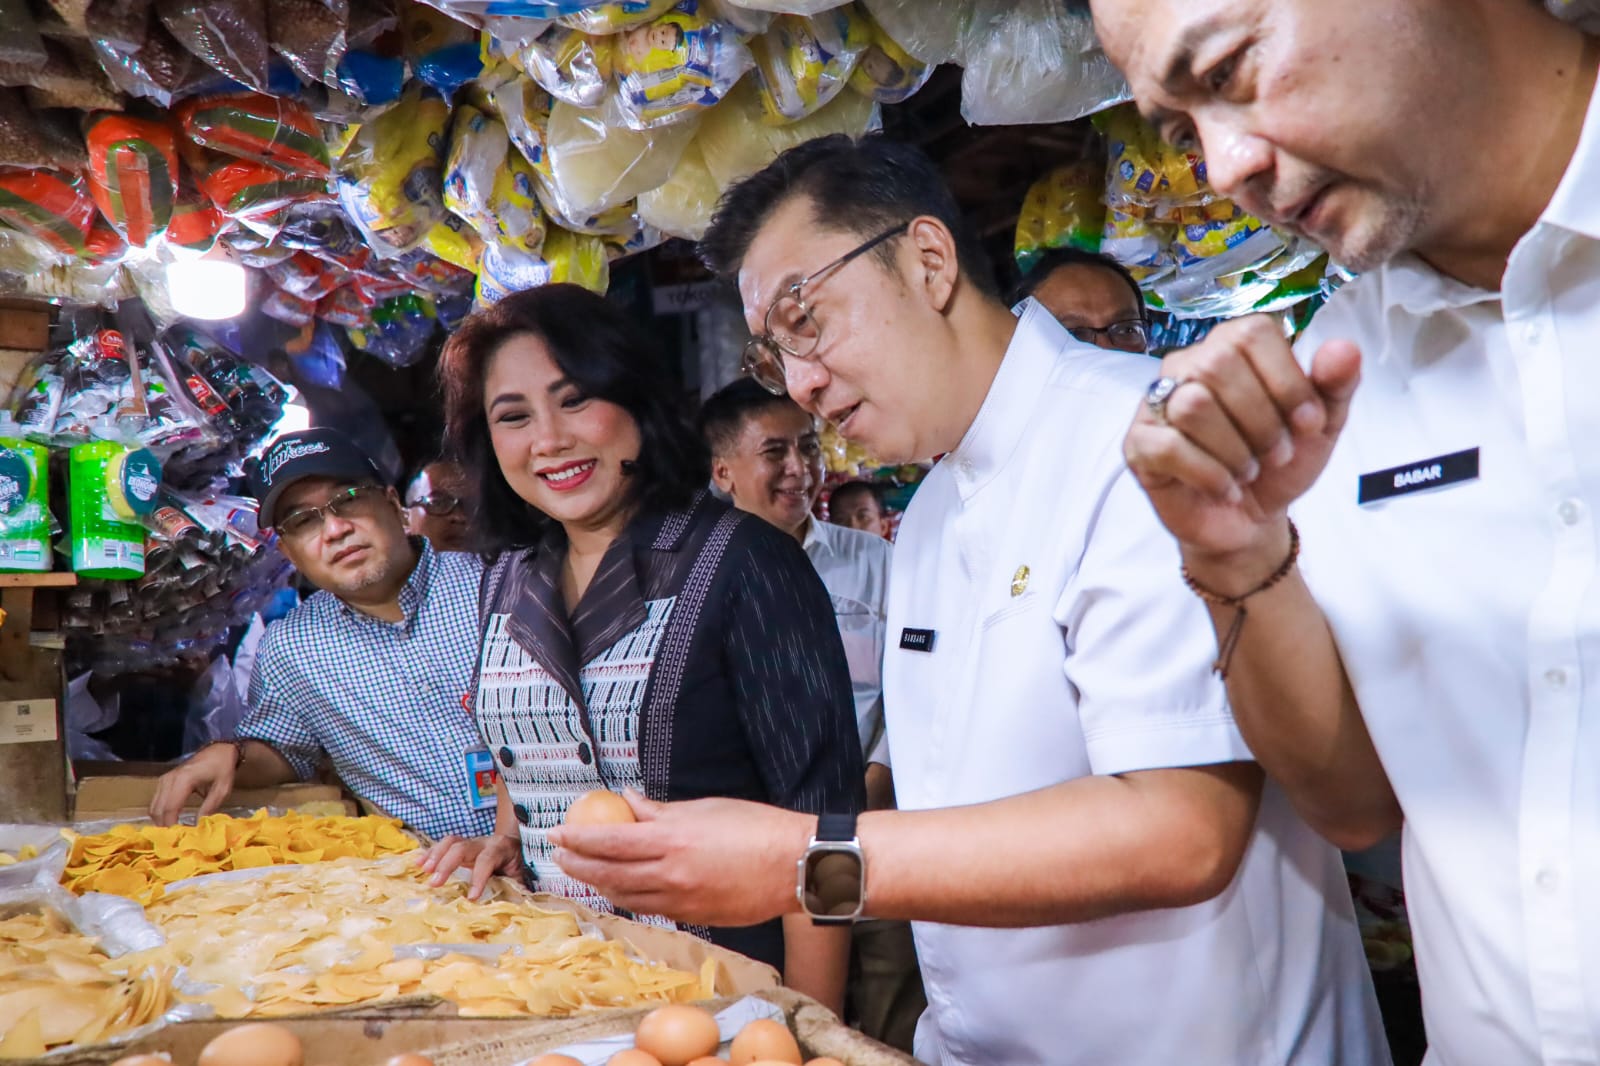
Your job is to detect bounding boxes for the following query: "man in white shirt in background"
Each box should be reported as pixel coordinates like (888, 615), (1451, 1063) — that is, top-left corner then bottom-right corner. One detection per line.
(698, 378), (923, 1053)
(1093, 0), (1600, 1061)
(554, 134), (1387, 1066)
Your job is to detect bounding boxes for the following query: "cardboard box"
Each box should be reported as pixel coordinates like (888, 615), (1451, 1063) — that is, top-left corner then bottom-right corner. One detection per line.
(71, 768), (355, 822)
(42, 990), (916, 1066)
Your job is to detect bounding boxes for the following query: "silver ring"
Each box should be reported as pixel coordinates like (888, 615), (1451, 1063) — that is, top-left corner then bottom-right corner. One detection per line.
(1144, 376), (1184, 424)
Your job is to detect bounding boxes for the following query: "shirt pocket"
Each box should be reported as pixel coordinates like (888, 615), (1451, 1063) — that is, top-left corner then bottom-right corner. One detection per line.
(979, 589), (1040, 631)
(831, 593), (884, 687)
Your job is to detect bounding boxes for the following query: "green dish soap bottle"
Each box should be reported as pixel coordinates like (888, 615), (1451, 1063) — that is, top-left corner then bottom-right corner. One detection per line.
(69, 440), (163, 579)
(0, 417), (52, 572)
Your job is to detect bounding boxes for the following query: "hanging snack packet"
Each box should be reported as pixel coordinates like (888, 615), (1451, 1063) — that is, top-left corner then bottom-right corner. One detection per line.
(521, 25), (615, 109)
(267, 0), (350, 87)
(12, 362), (66, 443)
(166, 178), (228, 254)
(316, 283), (375, 328)
(156, 0), (272, 91)
(614, 1), (752, 129)
(92, 21), (200, 108)
(560, 0), (677, 33)
(349, 292), (437, 368)
(846, 4), (930, 105)
(545, 96), (697, 216)
(637, 139), (717, 239)
(1100, 206), (1173, 284)
(401, 2), (484, 97)
(1013, 161), (1105, 270)
(750, 8), (870, 125)
(475, 240), (553, 309)
(261, 284), (317, 326)
(177, 93), (332, 178)
(83, 112), (181, 249)
(335, 86), (450, 257)
(424, 214), (486, 273)
(544, 224), (609, 292)
(0, 168), (99, 260)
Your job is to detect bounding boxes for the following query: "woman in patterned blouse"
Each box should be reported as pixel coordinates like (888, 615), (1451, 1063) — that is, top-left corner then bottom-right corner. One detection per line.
(421, 283), (864, 1012)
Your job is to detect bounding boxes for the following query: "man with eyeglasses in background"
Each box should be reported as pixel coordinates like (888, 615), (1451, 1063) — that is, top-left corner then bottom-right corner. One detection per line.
(1011, 247), (1153, 355)
(550, 135), (1384, 1066)
(150, 428), (495, 845)
(403, 457), (475, 552)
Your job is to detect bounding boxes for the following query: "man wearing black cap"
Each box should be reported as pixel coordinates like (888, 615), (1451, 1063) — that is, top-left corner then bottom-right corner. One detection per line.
(150, 428), (498, 845)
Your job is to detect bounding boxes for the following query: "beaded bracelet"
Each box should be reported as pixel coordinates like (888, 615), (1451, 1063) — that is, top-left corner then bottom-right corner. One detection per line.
(1181, 519), (1300, 679)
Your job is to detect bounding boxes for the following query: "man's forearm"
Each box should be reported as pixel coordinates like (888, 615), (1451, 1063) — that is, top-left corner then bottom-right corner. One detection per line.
(781, 915), (850, 1016)
(856, 763), (1261, 927)
(234, 740), (299, 789)
(1184, 529), (1403, 850)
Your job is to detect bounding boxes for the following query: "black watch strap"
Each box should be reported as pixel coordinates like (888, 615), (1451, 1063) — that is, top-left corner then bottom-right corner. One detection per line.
(816, 811), (858, 841)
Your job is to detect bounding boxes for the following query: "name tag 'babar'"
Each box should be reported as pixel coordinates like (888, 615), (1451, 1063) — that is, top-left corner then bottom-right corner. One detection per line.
(1357, 447), (1479, 506)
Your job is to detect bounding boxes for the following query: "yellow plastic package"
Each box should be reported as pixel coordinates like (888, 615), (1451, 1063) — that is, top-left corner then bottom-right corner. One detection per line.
(486, 76), (555, 175)
(560, 0), (678, 33)
(697, 77), (876, 190)
(637, 139), (719, 239)
(443, 104), (547, 257)
(425, 214), (486, 273)
(614, 2), (752, 129)
(544, 96), (698, 215)
(335, 87), (450, 257)
(476, 240), (554, 308)
(546, 225), (611, 293)
(1013, 160), (1105, 270)
(847, 5), (930, 104)
(1100, 206), (1173, 284)
(521, 25), (615, 109)
(1095, 103), (1207, 222)
(750, 8), (871, 125)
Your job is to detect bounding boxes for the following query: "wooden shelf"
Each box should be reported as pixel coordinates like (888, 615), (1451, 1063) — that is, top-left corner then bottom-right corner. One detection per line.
(0, 573), (78, 589)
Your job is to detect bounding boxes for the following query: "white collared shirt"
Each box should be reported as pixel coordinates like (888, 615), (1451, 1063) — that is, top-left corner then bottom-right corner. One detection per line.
(803, 516), (892, 765)
(884, 300), (1386, 1066)
(1289, 74), (1600, 1066)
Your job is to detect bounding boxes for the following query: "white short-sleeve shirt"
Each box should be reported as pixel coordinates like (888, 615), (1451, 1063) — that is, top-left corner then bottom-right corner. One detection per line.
(803, 517), (892, 765)
(1288, 77), (1600, 1066)
(884, 301), (1386, 1066)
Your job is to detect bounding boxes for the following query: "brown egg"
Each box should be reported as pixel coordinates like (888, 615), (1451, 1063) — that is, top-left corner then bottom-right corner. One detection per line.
(633, 1004), (721, 1066)
(385, 1055), (435, 1066)
(728, 1019), (802, 1066)
(804, 1060), (847, 1066)
(198, 1024), (304, 1066)
(565, 790), (637, 826)
(686, 1059), (730, 1066)
(527, 1057), (586, 1066)
(110, 1056), (173, 1066)
(608, 1052), (663, 1066)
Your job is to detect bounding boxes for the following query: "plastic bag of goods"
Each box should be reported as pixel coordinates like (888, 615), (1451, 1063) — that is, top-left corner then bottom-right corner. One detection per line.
(475, 240), (553, 308)
(316, 283), (376, 328)
(856, 0), (968, 65)
(0, 168), (101, 262)
(267, 0), (351, 87)
(269, 251), (343, 300)
(444, 105), (547, 256)
(545, 95), (698, 215)
(637, 139), (717, 239)
(723, 0), (851, 12)
(1095, 104), (1210, 223)
(335, 86), (450, 257)
(385, 248), (477, 297)
(402, 2), (485, 96)
(545, 225), (609, 292)
(703, 0), (773, 33)
(561, 0), (677, 32)
(960, 0), (1129, 126)
(533, 173), (644, 236)
(1152, 205), (1288, 319)
(750, 8), (870, 124)
(177, 92), (332, 178)
(84, 112), (181, 249)
(846, 5), (931, 105)
(486, 77), (555, 174)
(613, 2), (753, 130)
(696, 77), (876, 191)
(91, 21), (200, 108)
(424, 214), (487, 273)
(1014, 161), (1105, 271)
(1100, 206), (1173, 284)
(199, 158), (330, 224)
(0, 93), (89, 172)
(156, 0), (272, 90)
(521, 25), (614, 109)
(166, 179), (228, 254)
(347, 292), (437, 368)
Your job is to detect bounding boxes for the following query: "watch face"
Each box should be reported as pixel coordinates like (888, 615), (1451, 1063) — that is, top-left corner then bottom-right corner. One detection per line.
(802, 846), (864, 920)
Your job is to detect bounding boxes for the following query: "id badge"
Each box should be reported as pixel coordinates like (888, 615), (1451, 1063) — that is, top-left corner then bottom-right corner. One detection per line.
(463, 747), (498, 810)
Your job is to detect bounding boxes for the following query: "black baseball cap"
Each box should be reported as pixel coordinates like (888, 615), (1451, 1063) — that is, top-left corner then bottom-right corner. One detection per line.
(248, 428), (384, 528)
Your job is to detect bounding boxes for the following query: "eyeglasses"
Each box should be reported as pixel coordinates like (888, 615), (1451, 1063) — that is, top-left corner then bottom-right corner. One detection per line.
(742, 223), (911, 396)
(1067, 319), (1151, 353)
(276, 485), (390, 539)
(405, 492), (462, 517)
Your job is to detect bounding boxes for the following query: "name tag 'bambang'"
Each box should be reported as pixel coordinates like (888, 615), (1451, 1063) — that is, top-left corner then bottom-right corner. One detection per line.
(1357, 448), (1480, 506)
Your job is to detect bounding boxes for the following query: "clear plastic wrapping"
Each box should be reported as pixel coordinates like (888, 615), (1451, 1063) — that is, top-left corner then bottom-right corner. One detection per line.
(334, 86), (451, 257)
(696, 75), (876, 190)
(612, 1), (752, 130)
(958, 0), (1129, 126)
(749, 8), (870, 124)
(545, 94), (698, 215)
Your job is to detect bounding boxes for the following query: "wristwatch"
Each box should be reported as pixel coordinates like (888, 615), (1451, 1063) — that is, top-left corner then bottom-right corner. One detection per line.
(795, 812), (866, 925)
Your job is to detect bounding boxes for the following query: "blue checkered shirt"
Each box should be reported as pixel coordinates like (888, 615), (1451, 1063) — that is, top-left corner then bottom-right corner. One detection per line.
(240, 543), (495, 841)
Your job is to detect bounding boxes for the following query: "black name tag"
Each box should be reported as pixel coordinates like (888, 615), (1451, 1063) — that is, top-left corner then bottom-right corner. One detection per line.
(1358, 448), (1480, 505)
(899, 628), (936, 653)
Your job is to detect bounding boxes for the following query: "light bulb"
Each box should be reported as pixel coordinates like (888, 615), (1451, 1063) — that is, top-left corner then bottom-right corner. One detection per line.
(166, 259), (247, 321)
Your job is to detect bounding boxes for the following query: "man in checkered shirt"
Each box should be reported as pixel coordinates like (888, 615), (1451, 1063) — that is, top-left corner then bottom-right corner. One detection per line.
(150, 428), (494, 842)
